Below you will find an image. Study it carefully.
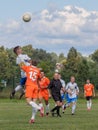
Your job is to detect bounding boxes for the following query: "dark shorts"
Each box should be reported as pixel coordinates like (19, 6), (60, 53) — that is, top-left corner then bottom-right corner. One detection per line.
(52, 94), (62, 102)
(20, 77), (27, 86)
(86, 96), (92, 101)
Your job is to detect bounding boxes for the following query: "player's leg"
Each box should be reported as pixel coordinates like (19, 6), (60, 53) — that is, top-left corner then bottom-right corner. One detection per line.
(61, 93), (65, 113)
(10, 84), (22, 99)
(38, 91), (44, 117)
(71, 98), (77, 115)
(51, 95), (62, 117)
(43, 92), (50, 116)
(25, 86), (42, 123)
(86, 96), (90, 110)
(19, 77), (27, 99)
(88, 97), (92, 110)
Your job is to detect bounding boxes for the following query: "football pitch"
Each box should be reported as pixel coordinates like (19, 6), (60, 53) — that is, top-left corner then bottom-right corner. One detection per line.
(0, 98), (98, 130)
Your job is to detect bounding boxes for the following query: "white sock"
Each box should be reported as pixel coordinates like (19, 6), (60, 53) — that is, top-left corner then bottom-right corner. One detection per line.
(89, 100), (92, 108)
(46, 104), (50, 113)
(29, 101), (41, 110)
(72, 104), (76, 114)
(15, 85), (22, 92)
(87, 101), (90, 109)
(31, 108), (38, 120)
(39, 103), (43, 108)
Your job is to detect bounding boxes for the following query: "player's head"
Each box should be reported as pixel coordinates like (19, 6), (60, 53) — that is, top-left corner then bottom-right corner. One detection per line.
(13, 46), (22, 55)
(53, 72), (59, 80)
(70, 76), (75, 83)
(86, 79), (90, 84)
(58, 73), (61, 79)
(31, 60), (38, 66)
(41, 71), (45, 78)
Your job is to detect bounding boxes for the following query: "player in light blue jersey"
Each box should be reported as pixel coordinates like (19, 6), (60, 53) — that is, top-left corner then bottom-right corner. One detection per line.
(10, 46), (31, 99)
(64, 76), (79, 115)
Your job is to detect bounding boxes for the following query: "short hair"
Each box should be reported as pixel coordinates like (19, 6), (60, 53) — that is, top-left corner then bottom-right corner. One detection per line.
(32, 60), (38, 66)
(13, 46), (20, 54)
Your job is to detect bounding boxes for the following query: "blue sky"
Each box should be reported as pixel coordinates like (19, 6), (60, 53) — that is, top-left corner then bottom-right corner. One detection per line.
(0, 0), (98, 56)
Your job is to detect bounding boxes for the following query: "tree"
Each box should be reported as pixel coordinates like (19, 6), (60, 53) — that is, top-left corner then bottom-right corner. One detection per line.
(91, 50), (98, 62)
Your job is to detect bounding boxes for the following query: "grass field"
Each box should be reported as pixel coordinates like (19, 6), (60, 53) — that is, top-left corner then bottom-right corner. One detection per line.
(0, 98), (98, 130)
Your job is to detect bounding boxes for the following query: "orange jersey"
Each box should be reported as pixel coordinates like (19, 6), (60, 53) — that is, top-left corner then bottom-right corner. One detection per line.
(39, 77), (50, 89)
(84, 83), (94, 96)
(38, 77), (50, 101)
(22, 65), (41, 86)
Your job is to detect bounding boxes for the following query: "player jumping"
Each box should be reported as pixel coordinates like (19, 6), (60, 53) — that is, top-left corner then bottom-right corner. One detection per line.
(20, 60), (44, 124)
(10, 46), (31, 99)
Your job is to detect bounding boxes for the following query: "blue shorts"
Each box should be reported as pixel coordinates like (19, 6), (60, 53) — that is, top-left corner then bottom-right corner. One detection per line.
(66, 93), (70, 103)
(61, 93), (65, 100)
(20, 77), (27, 86)
(67, 97), (77, 104)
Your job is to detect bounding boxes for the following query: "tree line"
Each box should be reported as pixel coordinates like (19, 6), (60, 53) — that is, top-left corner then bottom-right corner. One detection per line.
(0, 44), (98, 91)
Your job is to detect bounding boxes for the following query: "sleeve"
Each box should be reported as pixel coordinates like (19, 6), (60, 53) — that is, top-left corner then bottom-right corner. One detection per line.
(46, 78), (50, 85)
(66, 83), (69, 90)
(25, 54), (31, 61)
(62, 80), (66, 88)
(48, 80), (53, 89)
(75, 83), (79, 92)
(16, 57), (20, 65)
(21, 66), (28, 72)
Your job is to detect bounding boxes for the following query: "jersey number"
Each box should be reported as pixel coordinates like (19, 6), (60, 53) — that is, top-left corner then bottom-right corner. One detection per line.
(29, 71), (37, 82)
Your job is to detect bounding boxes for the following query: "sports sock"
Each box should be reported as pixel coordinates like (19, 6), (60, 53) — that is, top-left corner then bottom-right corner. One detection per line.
(72, 104), (76, 114)
(89, 100), (92, 109)
(51, 106), (58, 112)
(15, 85), (22, 92)
(87, 101), (90, 109)
(31, 108), (38, 120)
(29, 101), (41, 110)
(39, 103), (43, 108)
(57, 106), (61, 115)
(46, 104), (50, 113)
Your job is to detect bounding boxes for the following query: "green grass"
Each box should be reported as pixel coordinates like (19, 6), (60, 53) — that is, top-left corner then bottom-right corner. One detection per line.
(0, 98), (98, 130)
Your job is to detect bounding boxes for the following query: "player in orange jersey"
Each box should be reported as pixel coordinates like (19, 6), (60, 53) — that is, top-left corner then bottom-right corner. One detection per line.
(84, 79), (95, 110)
(38, 71), (50, 116)
(20, 60), (44, 124)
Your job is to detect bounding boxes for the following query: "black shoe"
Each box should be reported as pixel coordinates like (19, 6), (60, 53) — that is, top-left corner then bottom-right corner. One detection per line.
(10, 93), (14, 99)
(72, 113), (74, 115)
(46, 112), (49, 116)
(57, 114), (62, 117)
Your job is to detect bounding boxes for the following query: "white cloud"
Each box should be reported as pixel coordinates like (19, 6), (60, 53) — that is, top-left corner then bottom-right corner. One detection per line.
(0, 5), (98, 55)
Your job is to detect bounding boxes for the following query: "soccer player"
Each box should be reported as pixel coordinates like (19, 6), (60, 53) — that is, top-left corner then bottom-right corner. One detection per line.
(49, 73), (64, 117)
(38, 71), (50, 116)
(65, 76), (79, 115)
(20, 60), (43, 124)
(84, 79), (95, 110)
(10, 46), (31, 99)
(58, 73), (66, 113)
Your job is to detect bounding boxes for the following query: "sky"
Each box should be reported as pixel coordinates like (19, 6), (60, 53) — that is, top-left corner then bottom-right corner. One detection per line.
(0, 0), (98, 56)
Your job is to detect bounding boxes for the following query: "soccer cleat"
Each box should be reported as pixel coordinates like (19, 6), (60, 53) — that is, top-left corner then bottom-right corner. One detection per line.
(57, 114), (62, 117)
(29, 119), (35, 124)
(10, 93), (14, 99)
(64, 104), (66, 110)
(72, 113), (74, 115)
(46, 112), (49, 117)
(40, 107), (44, 117)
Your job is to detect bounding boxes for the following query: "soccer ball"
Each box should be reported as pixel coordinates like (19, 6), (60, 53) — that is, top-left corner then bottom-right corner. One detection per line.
(22, 13), (31, 22)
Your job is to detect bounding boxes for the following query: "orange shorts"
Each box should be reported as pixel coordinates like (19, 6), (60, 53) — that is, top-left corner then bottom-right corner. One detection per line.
(25, 85), (38, 99)
(38, 89), (49, 101)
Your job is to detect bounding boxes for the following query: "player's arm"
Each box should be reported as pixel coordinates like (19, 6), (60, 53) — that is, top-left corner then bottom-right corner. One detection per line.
(92, 85), (95, 97)
(76, 84), (79, 95)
